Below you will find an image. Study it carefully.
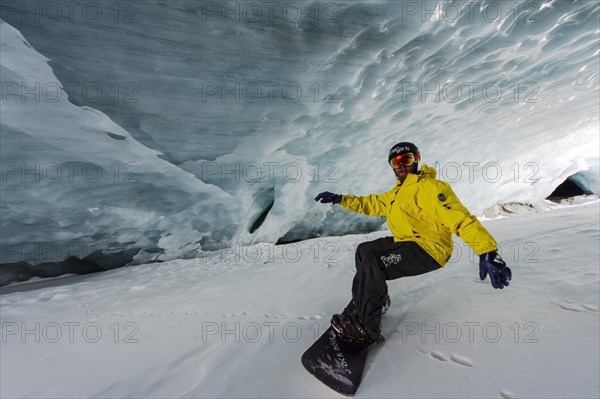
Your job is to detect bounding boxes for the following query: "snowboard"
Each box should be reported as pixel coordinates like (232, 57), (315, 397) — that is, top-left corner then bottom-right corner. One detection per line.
(301, 326), (372, 396)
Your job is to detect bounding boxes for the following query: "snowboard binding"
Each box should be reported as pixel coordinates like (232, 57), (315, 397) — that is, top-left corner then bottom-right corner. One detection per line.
(331, 314), (384, 347)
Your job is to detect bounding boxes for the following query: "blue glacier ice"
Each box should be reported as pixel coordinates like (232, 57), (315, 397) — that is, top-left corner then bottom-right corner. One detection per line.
(0, 1), (598, 284)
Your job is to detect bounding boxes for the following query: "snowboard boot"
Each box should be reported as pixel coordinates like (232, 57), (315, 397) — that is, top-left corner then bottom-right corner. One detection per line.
(344, 295), (390, 317)
(331, 314), (385, 346)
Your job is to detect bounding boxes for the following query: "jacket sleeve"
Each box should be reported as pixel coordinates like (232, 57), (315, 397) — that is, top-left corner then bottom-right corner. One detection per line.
(339, 188), (394, 217)
(429, 182), (498, 256)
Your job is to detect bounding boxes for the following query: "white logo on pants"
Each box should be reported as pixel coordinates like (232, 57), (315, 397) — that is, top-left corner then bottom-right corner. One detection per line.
(381, 253), (402, 268)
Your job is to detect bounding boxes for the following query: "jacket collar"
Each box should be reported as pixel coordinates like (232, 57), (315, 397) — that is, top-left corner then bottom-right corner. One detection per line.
(395, 163), (436, 187)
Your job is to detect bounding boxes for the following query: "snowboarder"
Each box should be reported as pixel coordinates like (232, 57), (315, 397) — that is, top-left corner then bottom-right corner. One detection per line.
(315, 142), (512, 345)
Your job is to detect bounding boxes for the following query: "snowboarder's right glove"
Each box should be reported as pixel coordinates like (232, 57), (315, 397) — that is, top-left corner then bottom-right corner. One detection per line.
(479, 251), (512, 289)
(315, 191), (342, 204)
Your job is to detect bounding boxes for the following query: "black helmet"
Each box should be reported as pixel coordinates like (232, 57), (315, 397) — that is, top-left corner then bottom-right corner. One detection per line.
(388, 142), (420, 166)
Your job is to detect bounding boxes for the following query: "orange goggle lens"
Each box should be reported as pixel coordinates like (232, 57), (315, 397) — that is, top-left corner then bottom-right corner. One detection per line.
(389, 153), (418, 168)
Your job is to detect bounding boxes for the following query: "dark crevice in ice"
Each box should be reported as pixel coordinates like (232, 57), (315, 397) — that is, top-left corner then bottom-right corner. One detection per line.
(0, 248), (142, 287)
(547, 174), (593, 201)
(248, 187), (275, 234)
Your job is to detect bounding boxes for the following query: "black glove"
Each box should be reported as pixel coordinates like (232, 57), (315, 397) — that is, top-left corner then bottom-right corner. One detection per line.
(314, 191), (342, 204)
(479, 251), (512, 289)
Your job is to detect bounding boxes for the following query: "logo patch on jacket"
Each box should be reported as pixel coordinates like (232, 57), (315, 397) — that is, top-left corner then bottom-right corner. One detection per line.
(438, 193), (447, 201)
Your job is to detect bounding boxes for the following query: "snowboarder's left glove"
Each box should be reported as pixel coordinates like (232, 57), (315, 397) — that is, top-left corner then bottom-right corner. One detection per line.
(315, 191), (342, 204)
(479, 251), (511, 289)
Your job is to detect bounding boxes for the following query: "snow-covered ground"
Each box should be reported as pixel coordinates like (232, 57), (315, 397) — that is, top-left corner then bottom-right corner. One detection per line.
(1, 200), (598, 398)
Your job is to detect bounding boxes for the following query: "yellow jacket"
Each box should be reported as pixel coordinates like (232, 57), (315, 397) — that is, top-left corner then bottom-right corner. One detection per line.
(339, 164), (497, 266)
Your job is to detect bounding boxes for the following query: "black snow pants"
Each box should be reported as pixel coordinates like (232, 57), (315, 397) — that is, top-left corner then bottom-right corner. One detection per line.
(343, 237), (442, 333)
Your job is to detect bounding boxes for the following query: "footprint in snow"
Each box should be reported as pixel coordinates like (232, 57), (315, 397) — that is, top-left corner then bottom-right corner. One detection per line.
(262, 313), (289, 319)
(426, 350), (474, 367)
(221, 311), (250, 318)
(500, 389), (515, 399)
(552, 301), (581, 312)
(297, 314), (323, 320)
(415, 346), (427, 355)
(429, 351), (448, 362)
(553, 300), (598, 313)
(449, 354), (474, 367)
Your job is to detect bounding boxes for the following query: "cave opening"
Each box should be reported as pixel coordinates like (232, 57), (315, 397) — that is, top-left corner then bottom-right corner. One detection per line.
(546, 174), (593, 201)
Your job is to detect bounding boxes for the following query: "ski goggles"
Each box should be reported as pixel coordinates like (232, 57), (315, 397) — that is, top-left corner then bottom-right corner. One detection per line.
(389, 153), (419, 169)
